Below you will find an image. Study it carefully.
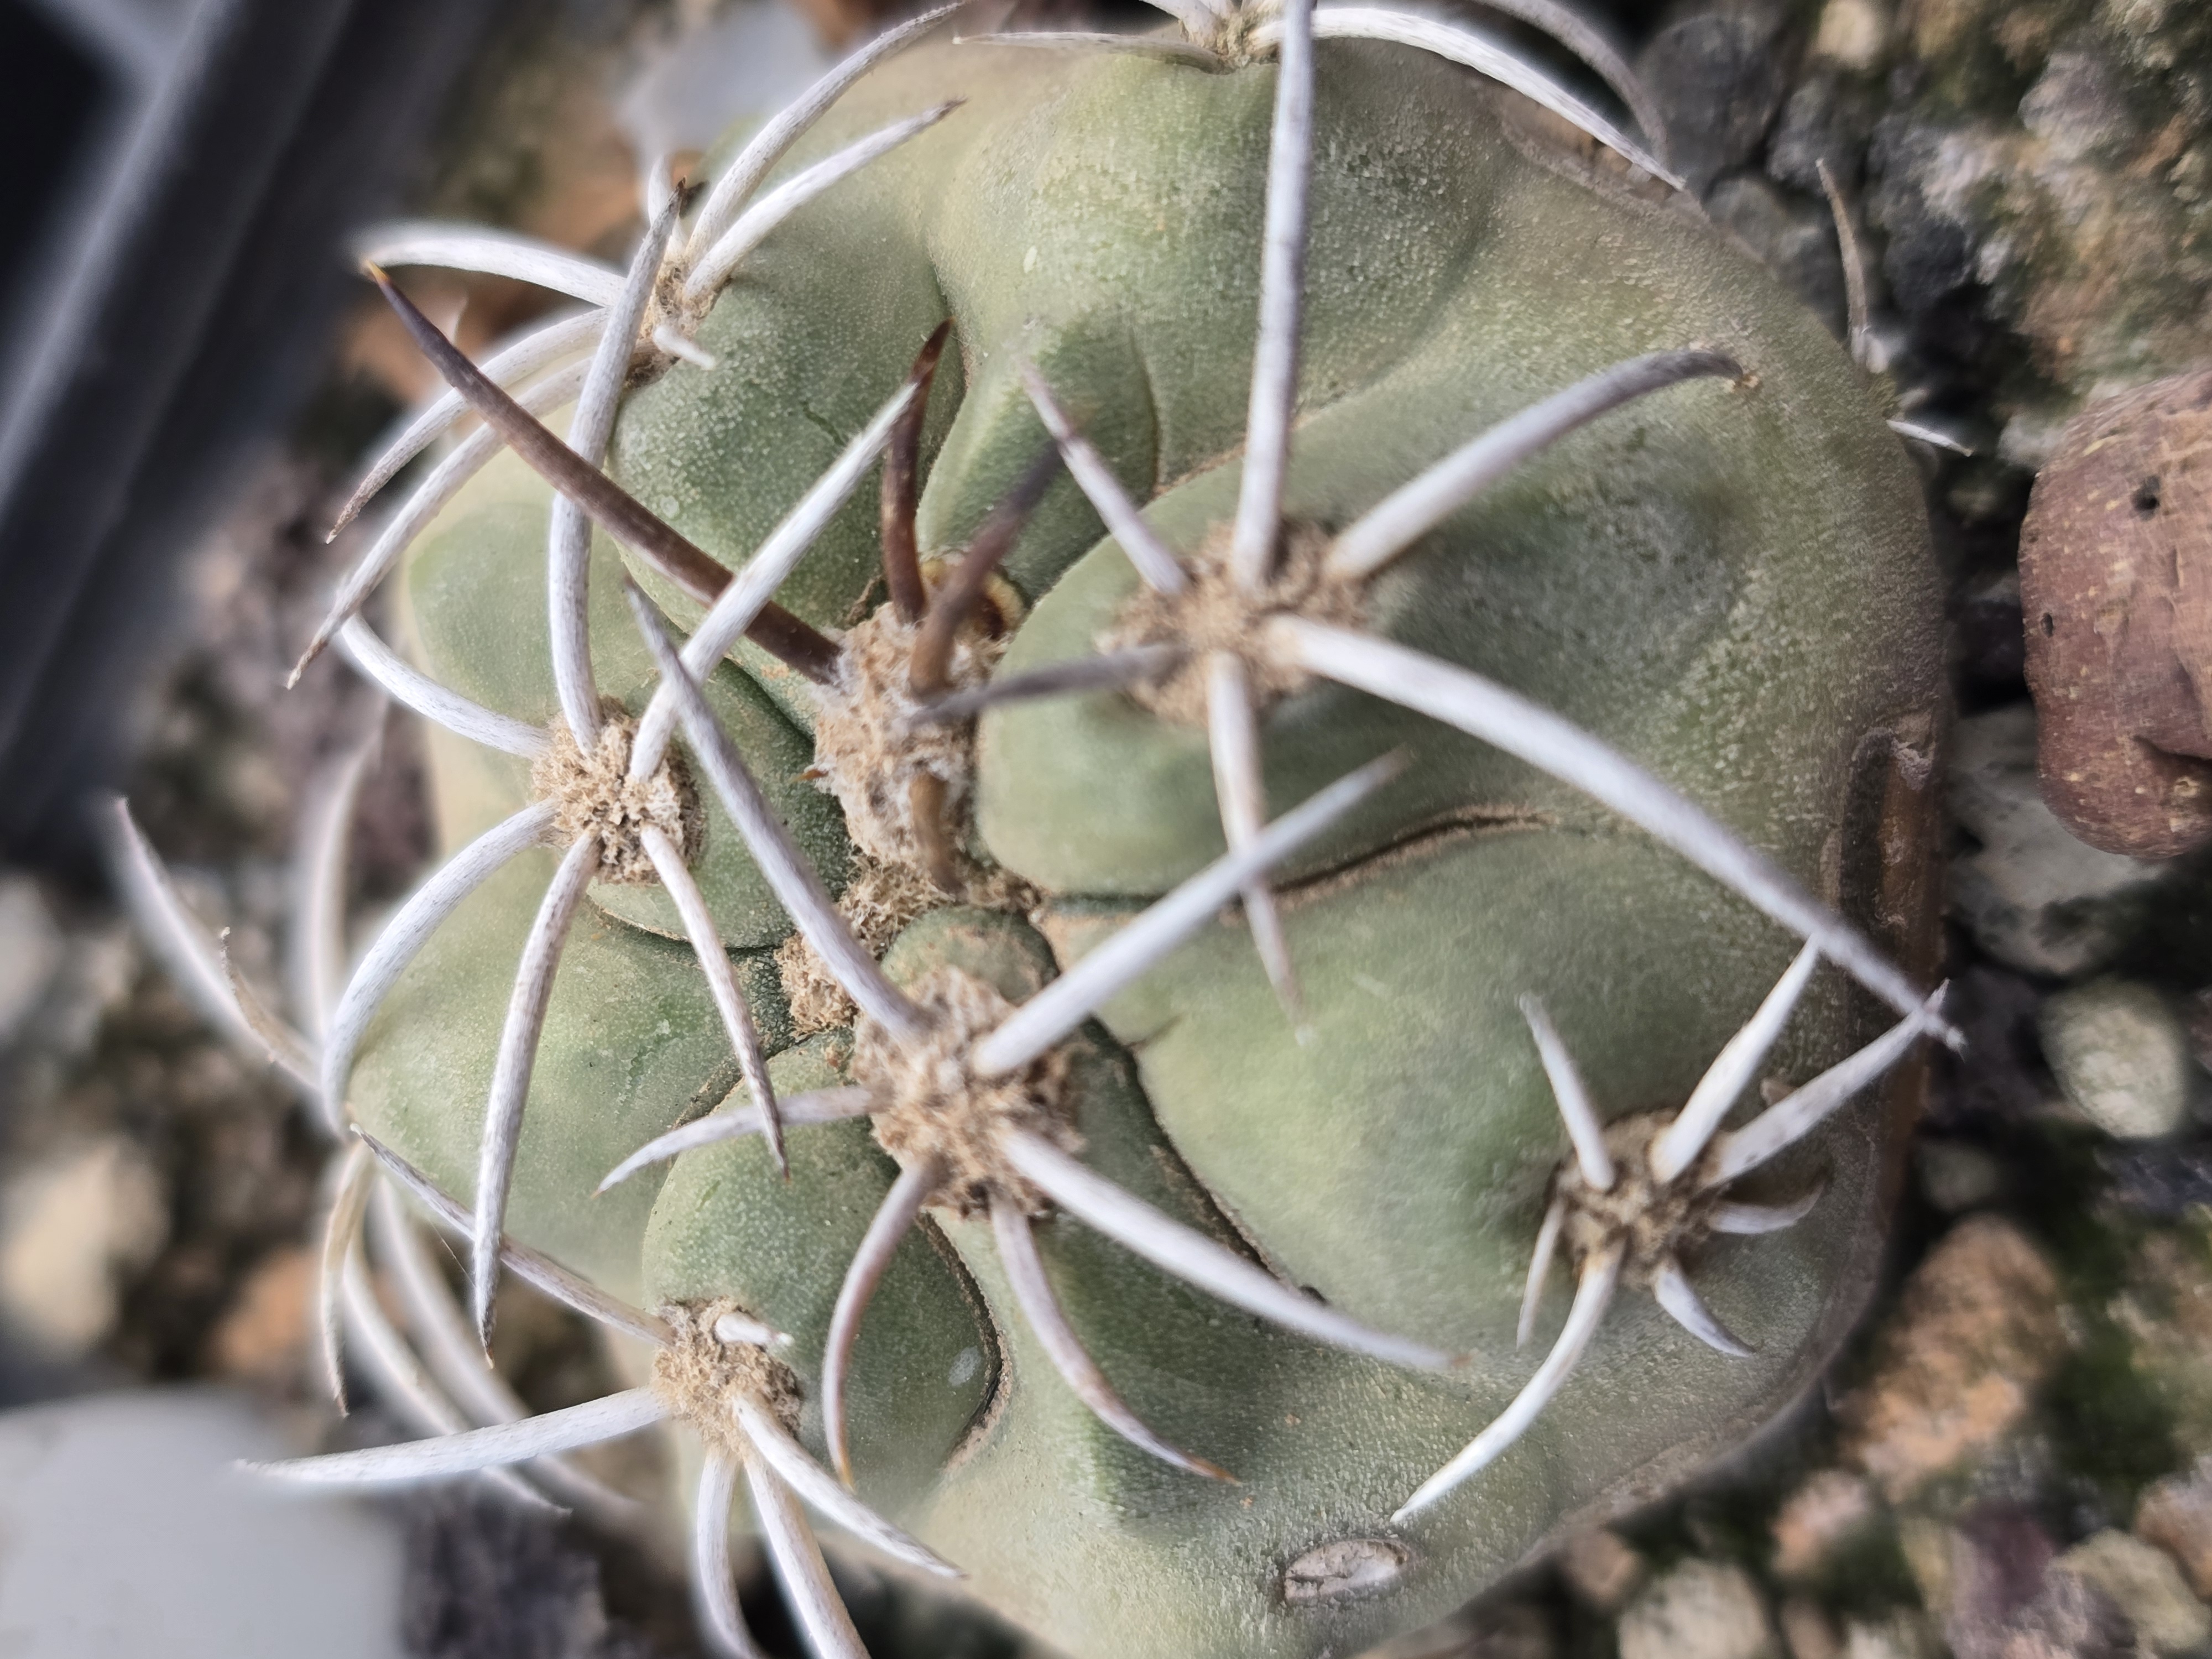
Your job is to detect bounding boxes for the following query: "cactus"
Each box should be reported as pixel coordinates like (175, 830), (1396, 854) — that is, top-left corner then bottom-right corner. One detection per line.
(110, 4), (1957, 1656)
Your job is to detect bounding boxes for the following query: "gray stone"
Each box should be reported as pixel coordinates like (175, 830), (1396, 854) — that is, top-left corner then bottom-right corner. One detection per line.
(1945, 1507), (2133, 1659)
(1768, 67), (1882, 194)
(2040, 978), (2200, 1140)
(0, 1389), (405, 1657)
(399, 1486), (659, 1659)
(1916, 1139), (2005, 1213)
(2055, 1529), (2212, 1656)
(1865, 114), (1985, 315)
(1619, 1559), (1779, 1659)
(2019, 39), (2140, 166)
(1949, 706), (2173, 978)
(1637, 6), (1796, 195)
(1840, 1612), (1939, 1659)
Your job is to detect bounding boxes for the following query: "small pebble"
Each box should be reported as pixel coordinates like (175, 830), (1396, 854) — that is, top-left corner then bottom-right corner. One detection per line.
(207, 1245), (314, 1384)
(1916, 1140), (2004, 1213)
(1810, 0), (1888, 69)
(1556, 1527), (1645, 1614)
(2054, 1530), (2212, 1656)
(1772, 1469), (1882, 1580)
(2095, 1141), (2212, 1220)
(1779, 1597), (1840, 1659)
(1618, 1559), (1778, 1659)
(1897, 1516), (1953, 1623)
(1949, 707), (2171, 978)
(2041, 979), (2199, 1141)
(0, 1136), (168, 1357)
(1841, 1611), (1938, 1659)
(1838, 1217), (2067, 1502)
(2137, 1458), (2212, 1600)
(1945, 1507), (2132, 1659)
(0, 874), (63, 1049)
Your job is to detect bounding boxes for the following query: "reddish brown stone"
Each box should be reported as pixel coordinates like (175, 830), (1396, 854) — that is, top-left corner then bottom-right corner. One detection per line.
(2020, 364), (2212, 858)
(1837, 1217), (2067, 1502)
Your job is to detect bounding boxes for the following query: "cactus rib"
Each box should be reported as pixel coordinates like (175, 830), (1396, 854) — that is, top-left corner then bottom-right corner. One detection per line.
(1283, 9), (1679, 186)
(992, 1194), (1237, 1480)
(1323, 349), (1745, 581)
(684, 103), (964, 307)
(823, 1158), (941, 1484)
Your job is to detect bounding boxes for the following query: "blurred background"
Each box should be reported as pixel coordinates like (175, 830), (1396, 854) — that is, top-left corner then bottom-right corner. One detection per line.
(0, 0), (2208, 1654)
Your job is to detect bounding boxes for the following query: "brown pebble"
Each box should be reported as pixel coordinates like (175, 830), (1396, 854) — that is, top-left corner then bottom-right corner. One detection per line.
(206, 1246), (313, 1384)
(2019, 363), (2212, 859)
(1556, 1527), (1646, 1614)
(1835, 1217), (2067, 1502)
(1777, 1598), (1840, 1659)
(2136, 1457), (2212, 1601)
(1771, 1469), (1881, 1580)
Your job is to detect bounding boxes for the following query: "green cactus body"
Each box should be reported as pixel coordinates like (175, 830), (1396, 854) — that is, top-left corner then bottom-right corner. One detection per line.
(348, 33), (1944, 1659)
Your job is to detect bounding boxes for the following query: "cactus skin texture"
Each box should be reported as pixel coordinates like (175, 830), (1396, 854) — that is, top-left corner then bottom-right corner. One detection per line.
(343, 34), (1946, 1659)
